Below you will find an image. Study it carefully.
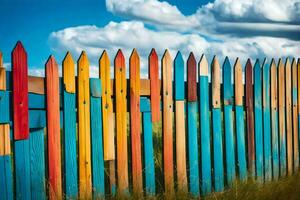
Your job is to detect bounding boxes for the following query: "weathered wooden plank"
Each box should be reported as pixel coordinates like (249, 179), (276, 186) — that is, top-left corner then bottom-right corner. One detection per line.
(46, 56), (62, 199)
(211, 56), (224, 192)
(149, 49), (160, 122)
(0, 155), (13, 200)
(187, 53), (199, 195)
(223, 57), (236, 185)
(130, 49), (143, 194)
(174, 51), (187, 192)
(262, 60), (272, 182)
(285, 59), (293, 175)
(12, 41), (29, 140)
(62, 52), (78, 198)
(90, 79), (105, 198)
(278, 59), (287, 177)
(162, 50), (174, 194)
(270, 59), (279, 180)
(199, 54), (211, 194)
(254, 59), (263, 183)
(30, 128), (46, 200)
(292, 59), (299, 171)
(115, 50), (129, 194)
(245, 59), (255, 177)
(142, 110), (156, 196)
(187, 53), (197, 102)
(99, 50), (115, 161)
(77, 51), (92, 199)
(14, 139), (31, 200)
(234, 58), (247, 181)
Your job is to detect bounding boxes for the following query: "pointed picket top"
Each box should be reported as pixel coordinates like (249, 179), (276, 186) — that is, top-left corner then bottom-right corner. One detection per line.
(63, 52), (75, 93)
(245, 59), (252, 74)
(199, 54), (208, 76)
(148, 48), (160, 122)
(130, 48), (140, 64)
(162, 49), (171, 61)
(222, 57), (232, 101)
(270, 58), (276, 68)
(13, 41), (27, 56)
(234, 58), (243, 106)
(78, 51), (89, 71)
(162, 49), (172, 93)
(174, 51), (184, 100)
(285, 58), (291, 69)
(46, 55), (58, 71)
(187, 52), (197, 102)
(278, 58), (284, 68)
(254, 59), (261, 71)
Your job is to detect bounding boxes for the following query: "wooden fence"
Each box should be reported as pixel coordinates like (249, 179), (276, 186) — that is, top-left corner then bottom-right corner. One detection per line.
(0, 41), (300, 199)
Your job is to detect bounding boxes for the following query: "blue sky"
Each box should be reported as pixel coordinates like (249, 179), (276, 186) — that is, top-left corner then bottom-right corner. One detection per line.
(1, 0), (299, 76)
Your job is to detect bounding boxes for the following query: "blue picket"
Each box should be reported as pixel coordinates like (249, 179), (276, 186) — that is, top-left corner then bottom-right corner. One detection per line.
(262, 60), (272, 182)
(141, 98), (155, 196)
(0, 155), (13, 200)
(254, 60), (264, 183)
(90, 78), (105, 198)
(222, 57), (236, 186)
(199, 63), (211, 194)
(14, 139), (31, 200)
(30, 128), (46, 200)
(63, 91), (78, 198)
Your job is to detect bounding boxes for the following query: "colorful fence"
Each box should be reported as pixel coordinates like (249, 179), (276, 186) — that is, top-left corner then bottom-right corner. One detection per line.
(0, 41), (300, 199)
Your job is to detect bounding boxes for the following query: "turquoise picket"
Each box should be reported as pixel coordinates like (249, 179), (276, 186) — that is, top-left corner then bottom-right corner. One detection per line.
(30, 128), (46, 200)
(63, 90), (78, 198)
(262, 60), (272, 182)
(199, 55), (212, 194)
(0, 155), (13, 200)
(270, 59), (279, 180)
(141, 97), (155, 195)
(254, 60), (263, 183)
(174, 51), (185, 100)
(14, 139), (31, 200)
(211, 57), (224, 192)
(90, 78), (105, 198)
(222, 57), (236, 186)
(187, 53), (200, 196)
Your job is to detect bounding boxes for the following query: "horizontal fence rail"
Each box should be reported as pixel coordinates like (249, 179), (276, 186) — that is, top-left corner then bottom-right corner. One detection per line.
(0, 41), (300, 199)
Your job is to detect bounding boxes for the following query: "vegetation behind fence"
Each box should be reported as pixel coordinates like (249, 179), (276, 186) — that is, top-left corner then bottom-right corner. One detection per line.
(0, 41), (299, 199)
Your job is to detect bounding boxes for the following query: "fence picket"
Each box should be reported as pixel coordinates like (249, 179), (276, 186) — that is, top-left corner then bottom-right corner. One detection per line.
(99, 50), (116, 195)
(262, 60), (272, 182)
(187, 52), (199, 195)
(77, 52), (92, 199)
(234, 58), (247, 181)
(223, 57), (235, 186)
(292, 59), (299, 171)
(278, 59), (287, 177)
(199, 54), (212, 194)
(211, 56), (224, 192)
(62, 52), (78, 198)
(115, 50), (129, 194)
(149, 49), (160, 122)
(130, 49), (143, 194)
(174, 51), (187, 192)
(270, 59), (279, 180)
(90, 78), (105, 198)
(0, 53), (13, 200)
(245, 59), (255, 177)
(254, 60), (263, 183)
(46, 56), (62, 199)
(162, 50), (174, 194)
(285, 59), (293, 175)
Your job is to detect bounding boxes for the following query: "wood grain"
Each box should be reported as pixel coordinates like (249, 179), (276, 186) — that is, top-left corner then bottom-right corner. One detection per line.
(99, 50), (115, 161)
(291, 59), (299, 171)
(162, 50), (174, 194)
(115, 49), (129, 193)
(149, 49), (160, 122)
(77, 51), (92, 199)
(278, 59), (287, 177)
(46, 56), (62, 199)
(234, 58), (243, 106)
(63, 52), (75, 93)
(12, 41), (29, 140)
(245, 59), (255, 176)
(187, 52), (197, 102)
(130, 49), (143, 194)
